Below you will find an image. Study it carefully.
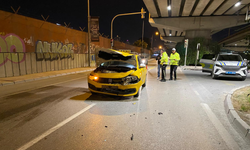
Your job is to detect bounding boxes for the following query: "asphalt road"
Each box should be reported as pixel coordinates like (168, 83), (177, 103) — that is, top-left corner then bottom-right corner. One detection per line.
(0, 61), (250, 150)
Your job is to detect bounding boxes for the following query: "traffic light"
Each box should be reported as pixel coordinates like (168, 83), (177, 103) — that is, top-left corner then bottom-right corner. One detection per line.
(141, 8), (145, 19)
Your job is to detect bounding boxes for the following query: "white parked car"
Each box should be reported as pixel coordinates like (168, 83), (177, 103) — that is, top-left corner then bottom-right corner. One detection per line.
(212, 54), (247, 80)
(199, 54), (216, 73)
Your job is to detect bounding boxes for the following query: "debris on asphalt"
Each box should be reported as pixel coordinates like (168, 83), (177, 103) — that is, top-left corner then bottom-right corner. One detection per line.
(105, 126), (108, 128)
(130, 115), (132, 117)
(44, 137), (47, 140)
(133, 114), (135, 115)
(131, 134), (134, 141)
(158, 112), (163, 115)
(132, 102), (136, 105)
(145, 117), (147, 119)
(81, 135), (83, 136)
(104, 140), (106, 141)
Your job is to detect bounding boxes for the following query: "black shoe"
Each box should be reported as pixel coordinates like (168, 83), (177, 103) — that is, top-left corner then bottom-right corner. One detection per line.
(174, 78), (176, 81)
(169, 79), (173, 80)
(160, 79), (166, 82)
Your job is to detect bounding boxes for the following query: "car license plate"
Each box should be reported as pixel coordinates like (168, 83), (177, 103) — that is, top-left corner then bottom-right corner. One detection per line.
(102, 85), (118, 90)
(226, 72), (236, 74)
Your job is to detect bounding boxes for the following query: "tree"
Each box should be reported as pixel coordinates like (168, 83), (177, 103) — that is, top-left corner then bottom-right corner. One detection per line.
(133, 40), (148, 49)
(176, 37), (221, 65)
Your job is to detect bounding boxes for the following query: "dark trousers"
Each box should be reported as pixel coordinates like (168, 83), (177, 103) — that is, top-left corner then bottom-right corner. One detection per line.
(157, 64), (161, 77)
(170, 65), (178, 80)
(161, 64), (167, 80)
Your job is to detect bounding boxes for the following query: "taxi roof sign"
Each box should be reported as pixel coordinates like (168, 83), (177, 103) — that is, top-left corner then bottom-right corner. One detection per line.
(118, 49), (131, 53)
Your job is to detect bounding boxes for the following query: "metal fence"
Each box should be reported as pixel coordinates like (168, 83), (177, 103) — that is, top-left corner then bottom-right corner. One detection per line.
(0, 52), (96, 78)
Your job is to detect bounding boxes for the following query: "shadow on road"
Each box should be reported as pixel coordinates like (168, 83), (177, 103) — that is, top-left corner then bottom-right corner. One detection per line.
(70, 91), (137, 102)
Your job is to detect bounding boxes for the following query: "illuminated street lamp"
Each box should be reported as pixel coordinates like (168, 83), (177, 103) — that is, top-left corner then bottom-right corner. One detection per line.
(235, 1), (241, 7)
(159, 45), (162, 49)
(155, 32), (159, 35)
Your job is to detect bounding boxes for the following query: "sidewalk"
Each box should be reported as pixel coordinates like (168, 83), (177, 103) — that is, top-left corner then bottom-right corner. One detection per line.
(180, 66), (202, 71)
(0, 67), (95, 86)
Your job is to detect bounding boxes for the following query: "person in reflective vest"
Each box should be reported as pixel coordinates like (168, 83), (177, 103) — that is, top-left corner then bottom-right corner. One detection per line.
(160, 49), (169, 82)
(169, 48), (180, 81)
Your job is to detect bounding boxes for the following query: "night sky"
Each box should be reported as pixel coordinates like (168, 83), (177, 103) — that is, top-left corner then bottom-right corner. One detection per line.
(0, 0), (163, 48)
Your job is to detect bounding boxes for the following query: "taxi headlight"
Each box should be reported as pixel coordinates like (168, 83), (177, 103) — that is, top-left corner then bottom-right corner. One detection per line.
(89, 75), (99, 81)
(142, 59), (146, 64)
(122, 76), (139, 85)
(216, 64), (222, 67)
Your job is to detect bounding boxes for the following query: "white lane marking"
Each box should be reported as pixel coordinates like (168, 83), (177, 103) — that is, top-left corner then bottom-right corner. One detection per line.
(194, 90), (199, 96)
(17, 103), (96, 150)
(200, 103), (239, 150)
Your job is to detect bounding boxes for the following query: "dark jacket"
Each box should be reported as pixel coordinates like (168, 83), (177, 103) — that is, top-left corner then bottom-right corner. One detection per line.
(156, 54), (161, 65)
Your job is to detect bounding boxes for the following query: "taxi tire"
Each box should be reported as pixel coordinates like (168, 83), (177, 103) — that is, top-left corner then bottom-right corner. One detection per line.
(142, 78), (147, 87)
(134, 86), (142, 98)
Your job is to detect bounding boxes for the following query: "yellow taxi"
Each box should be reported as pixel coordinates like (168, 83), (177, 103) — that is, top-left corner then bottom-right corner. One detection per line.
(88, 48), (147, 97)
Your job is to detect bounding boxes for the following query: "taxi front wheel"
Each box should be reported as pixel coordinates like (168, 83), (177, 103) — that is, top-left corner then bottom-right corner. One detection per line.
(134, 86), (142, 98)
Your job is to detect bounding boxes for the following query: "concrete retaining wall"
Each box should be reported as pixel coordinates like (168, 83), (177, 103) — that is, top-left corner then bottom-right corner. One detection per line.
(0, 53), (95, 78)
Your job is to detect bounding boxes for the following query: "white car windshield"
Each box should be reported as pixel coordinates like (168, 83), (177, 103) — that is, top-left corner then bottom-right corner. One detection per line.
(217, 55), (242, 61)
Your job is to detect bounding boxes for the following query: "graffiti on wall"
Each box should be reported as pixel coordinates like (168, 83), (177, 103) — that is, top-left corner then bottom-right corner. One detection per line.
(36, 41), (86, 61)
(36, 41), (75, 60)
(0, 33), (26, 66)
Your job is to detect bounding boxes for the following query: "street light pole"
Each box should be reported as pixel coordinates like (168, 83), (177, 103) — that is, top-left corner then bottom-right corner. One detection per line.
(141, 19), (144, 58)
(88, 0), (91, 67)
(111, 10), (146, 49)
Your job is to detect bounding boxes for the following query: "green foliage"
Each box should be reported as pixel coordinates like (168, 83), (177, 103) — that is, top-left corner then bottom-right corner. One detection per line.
(133, 40), (148, 49)
(176, 37), (221, 65)
(240, 104), (249, 112)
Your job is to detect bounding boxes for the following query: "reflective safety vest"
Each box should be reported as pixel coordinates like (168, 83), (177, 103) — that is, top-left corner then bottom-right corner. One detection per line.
(169, 52), (180, 65)
(160, 52), (169, 65)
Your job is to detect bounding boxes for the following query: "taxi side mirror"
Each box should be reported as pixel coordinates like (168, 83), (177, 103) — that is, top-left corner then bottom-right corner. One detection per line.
(140, 64), (146, 68)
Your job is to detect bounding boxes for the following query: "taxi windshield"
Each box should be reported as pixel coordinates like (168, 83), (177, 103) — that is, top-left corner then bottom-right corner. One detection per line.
(99, 60), (137, 70)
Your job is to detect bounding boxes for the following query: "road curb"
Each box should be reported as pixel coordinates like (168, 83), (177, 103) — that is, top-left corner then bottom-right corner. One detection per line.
(225, 89), (250, 142)
(2, 82), (14, 86)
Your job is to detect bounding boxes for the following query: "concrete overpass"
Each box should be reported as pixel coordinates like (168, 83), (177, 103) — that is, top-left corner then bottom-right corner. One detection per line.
(219, 24), (250, 51)
(143, 0), (250, 48)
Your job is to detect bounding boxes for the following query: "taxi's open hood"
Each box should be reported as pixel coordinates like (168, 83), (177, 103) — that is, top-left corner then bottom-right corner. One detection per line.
(95, 48), (134, 67)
